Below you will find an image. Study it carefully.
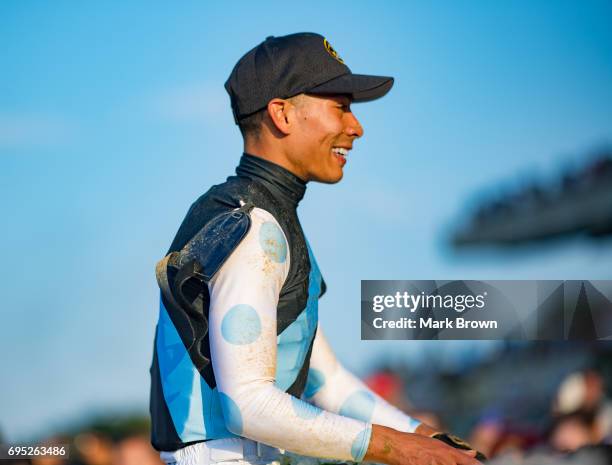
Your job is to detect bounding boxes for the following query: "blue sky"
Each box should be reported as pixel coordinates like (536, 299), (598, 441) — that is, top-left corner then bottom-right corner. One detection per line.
(1, 1), (611, 442)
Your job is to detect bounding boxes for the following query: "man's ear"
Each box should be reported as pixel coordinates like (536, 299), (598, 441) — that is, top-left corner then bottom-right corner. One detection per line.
(266, 98), (294, 135)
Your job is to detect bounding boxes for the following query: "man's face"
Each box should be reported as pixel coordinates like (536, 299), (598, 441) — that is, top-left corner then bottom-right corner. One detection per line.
(286, 94), (363, 183)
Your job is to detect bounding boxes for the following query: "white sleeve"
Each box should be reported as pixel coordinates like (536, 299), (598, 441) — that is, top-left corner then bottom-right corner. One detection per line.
(305, 326), (421, 433)
(207, 207), (372, 461)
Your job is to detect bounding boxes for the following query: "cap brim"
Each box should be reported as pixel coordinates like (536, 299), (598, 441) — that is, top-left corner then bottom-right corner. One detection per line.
(308, 73), (394, 102)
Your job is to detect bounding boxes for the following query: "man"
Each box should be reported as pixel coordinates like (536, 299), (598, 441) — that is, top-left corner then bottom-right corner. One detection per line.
(150, 33), (484, 465)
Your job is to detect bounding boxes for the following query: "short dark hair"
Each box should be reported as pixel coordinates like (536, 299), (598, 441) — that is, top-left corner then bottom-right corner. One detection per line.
(238, 108), (267, 139)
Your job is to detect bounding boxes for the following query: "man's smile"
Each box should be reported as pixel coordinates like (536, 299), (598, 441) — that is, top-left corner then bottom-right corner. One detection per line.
(331, 146), (351, 166)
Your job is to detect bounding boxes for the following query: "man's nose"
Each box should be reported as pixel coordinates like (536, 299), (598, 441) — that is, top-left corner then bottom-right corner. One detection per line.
(345, 112), (364, 138)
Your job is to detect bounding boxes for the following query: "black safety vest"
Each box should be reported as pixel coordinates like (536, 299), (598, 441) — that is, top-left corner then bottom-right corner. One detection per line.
(150, 154), (325, 451)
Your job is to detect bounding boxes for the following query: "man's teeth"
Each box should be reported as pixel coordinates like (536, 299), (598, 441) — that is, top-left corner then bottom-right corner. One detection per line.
(332, 148), (349, 156)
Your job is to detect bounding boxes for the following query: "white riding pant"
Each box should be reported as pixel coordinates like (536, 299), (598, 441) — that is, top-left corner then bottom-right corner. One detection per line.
(159, 438), (331, 465)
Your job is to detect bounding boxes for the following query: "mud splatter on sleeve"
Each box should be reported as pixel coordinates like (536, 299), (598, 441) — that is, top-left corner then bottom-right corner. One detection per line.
(208, 208), (372, 461)
(305, 326), (422, 433)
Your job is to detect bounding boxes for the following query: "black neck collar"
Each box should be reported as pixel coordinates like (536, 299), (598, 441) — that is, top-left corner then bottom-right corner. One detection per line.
(236, 153), (307, 209)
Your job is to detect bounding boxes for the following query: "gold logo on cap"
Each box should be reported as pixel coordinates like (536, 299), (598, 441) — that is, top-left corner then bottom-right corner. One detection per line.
(323, 38), (345, 64)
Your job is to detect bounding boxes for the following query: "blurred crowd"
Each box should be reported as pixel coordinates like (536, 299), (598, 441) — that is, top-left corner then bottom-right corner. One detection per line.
(4, 344), (612, 465)
(2, 431), (163, 465)
(365, 367), (612, 464)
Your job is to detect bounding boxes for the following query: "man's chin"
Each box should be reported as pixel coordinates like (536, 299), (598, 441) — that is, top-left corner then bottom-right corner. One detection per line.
(316, 172), (344, 184)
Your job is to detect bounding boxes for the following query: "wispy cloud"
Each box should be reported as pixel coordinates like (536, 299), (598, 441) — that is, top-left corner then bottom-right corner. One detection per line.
(0, 113), (75, 150)
(148, 82), (231, 126)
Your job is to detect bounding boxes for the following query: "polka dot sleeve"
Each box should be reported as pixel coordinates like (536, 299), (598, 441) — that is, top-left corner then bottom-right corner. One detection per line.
(305, 326), (422, 434)
(207, 208), (372, 461)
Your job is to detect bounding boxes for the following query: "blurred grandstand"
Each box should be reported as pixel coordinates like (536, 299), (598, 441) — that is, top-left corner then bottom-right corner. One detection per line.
(443, 148), (612, 462)
(452, 149), (612, 247)
(365, 342), (612, 464)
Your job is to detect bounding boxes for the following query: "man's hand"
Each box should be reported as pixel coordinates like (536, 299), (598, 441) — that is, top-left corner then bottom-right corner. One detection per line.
(365, 425), (483, 465)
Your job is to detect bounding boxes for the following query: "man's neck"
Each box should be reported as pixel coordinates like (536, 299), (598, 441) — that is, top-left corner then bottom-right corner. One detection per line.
(244, 139), (306, 182)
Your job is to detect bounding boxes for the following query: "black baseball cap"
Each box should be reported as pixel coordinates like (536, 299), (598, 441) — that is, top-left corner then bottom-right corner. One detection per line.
(225, 32), (394, 123)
